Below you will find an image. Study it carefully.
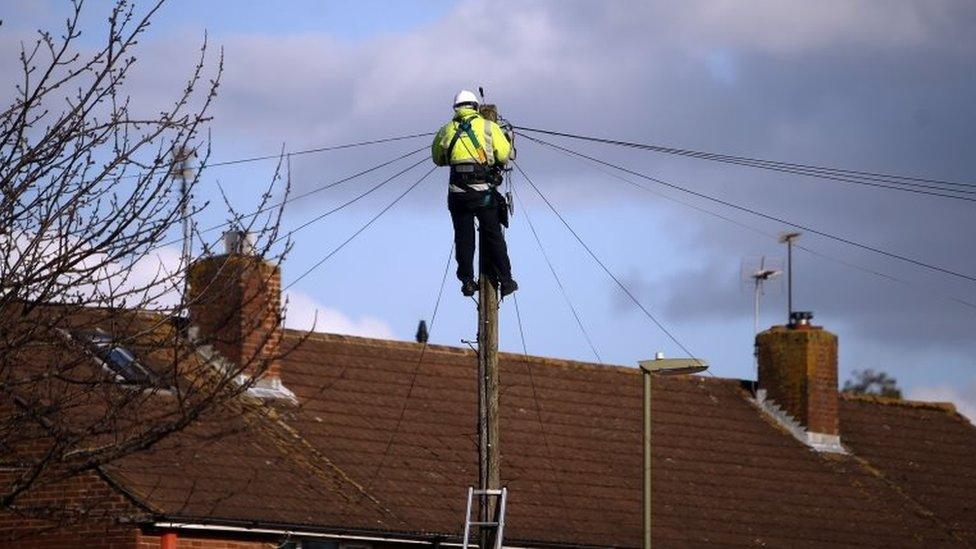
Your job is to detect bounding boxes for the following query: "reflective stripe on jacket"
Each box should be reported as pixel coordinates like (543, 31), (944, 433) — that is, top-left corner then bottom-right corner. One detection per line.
(431, 107), (512, 167)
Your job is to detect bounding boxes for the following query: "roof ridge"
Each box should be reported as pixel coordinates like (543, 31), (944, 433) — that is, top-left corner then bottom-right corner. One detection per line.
(840, 392), (958, 414)
(14, 300), (174, 320)
(285, 329), (471, 356)
(282, 329), (743, 384)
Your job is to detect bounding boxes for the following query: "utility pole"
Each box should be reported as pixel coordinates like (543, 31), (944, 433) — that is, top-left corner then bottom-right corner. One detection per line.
(477, 103), (501, 549)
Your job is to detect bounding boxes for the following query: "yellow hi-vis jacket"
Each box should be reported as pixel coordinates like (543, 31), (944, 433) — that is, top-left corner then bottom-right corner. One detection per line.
(431, 107), (511, 167)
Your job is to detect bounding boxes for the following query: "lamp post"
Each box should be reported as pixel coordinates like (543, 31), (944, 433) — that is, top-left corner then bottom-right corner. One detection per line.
(638, 352), (709, 549)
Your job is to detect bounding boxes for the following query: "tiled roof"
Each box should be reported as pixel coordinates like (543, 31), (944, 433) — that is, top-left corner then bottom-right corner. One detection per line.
(102, 331), (976, 547)
(839, 394), (976, 544)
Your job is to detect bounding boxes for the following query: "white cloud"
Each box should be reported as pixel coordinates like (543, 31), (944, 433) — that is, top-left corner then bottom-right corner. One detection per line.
(132, 254), (396, 339)
(283, 290), (393, 339)
(123, 246), (185, 309)
(908, 381), (976, 424)
(4, 227), (391, 338)
(2, 230), (185, 310)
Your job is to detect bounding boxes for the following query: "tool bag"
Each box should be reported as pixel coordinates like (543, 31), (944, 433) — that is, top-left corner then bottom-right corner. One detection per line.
(493, 185), (509, 228)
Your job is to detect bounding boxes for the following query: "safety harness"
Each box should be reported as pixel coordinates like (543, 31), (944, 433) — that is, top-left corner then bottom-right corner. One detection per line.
(446, 113), (488, 165)
(443, 112), (513, 227)
(447, 113), (505, 193)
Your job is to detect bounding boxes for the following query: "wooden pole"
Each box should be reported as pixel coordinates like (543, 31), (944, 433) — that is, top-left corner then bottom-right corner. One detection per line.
(477, 103), (501, 549)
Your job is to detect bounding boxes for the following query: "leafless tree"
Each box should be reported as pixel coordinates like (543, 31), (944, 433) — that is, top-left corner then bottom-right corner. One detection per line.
(0, 0), (296, 534)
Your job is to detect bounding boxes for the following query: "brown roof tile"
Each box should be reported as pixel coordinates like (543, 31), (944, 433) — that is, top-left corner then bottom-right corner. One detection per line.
(88, 330), (976, 547)
(840, 394), (976, 544)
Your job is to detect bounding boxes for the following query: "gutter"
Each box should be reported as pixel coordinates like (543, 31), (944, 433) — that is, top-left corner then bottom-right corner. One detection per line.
(149, 518), (612, 549)
(151, 521), (488, 548)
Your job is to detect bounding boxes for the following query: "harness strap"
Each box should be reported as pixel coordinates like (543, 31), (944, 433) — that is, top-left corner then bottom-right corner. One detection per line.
(445, 122), (466, 161)
(446, 115), (488, 164)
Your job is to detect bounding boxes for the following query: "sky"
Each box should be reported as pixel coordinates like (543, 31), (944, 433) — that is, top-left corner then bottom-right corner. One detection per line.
(3, 1), (976, 419)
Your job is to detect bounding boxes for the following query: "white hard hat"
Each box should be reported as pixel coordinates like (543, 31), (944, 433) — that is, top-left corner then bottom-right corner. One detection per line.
(453, 89), (479, 108)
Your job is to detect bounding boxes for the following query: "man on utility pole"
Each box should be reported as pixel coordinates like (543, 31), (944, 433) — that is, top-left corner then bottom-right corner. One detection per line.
(436, 91), (511, 549)
(432, 89), (517, 298)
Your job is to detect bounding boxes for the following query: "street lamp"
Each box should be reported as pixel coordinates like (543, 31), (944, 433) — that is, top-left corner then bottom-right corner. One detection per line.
(638, 352), (709, 549)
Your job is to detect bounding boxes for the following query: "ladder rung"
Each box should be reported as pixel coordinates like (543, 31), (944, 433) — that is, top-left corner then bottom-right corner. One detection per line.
(461, 487), (508, 549)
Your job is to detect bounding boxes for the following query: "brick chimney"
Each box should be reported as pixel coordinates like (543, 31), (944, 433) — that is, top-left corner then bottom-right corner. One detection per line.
(756, 311), (843, 452)
(186, 231), (283, 386)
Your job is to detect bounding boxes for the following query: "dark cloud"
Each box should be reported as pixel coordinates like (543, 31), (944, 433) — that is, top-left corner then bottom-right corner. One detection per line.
(659, 246), (976, 347)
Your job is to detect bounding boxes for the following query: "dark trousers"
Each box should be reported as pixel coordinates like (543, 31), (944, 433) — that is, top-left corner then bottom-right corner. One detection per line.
(448, 191), (513, 284)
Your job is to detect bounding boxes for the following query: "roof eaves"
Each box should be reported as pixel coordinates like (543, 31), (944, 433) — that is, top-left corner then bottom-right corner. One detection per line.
(95, 466), (162, 518)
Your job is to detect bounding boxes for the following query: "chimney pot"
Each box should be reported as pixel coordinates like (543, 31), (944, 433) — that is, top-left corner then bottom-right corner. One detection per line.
(223, 230), (255, 255)
(789, 311), (814, 328)
(415, 320), (429, 344)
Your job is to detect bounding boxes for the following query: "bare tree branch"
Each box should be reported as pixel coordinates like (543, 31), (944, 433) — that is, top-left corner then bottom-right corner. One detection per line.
(0, 1), (298, 536)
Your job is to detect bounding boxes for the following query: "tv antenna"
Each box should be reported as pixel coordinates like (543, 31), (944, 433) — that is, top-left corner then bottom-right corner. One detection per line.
(170, 146), (197, 268)
(742, 255), (782, 384)
(741, 255), (783, 336)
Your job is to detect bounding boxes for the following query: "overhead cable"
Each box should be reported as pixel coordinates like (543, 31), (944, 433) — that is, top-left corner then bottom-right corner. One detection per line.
(532, 136), (976, 313)
(282, 165), (436, 291)
(155, 145), (427, 251)
(515, 126), (976, 191)
(513, 161), (703, 363)
(512, 184), (604, 363)
(509, 291), (580, 542)
(205, 132), (435, 169)
(361, 240), (455, 499)
(512, 294), (529, 355)
(275, 157), (428, 242)
(515, 126), (976, 201)
(122, 131), (434, 179)
(521, 134), (976, 285)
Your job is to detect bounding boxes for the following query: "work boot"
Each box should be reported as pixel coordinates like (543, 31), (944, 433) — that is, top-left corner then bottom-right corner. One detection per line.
(461, 279), (478, 297)
(500, 279), (519, 297)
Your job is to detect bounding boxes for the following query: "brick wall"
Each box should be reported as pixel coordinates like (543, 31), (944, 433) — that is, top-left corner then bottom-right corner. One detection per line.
(757, 324), (839, 435)
(1, 469), (280, 548)
(187, 254), (282, 381)
(0, 469), (141, 548)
